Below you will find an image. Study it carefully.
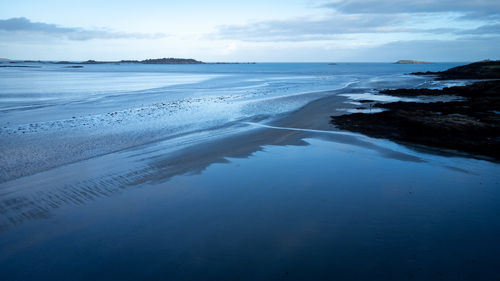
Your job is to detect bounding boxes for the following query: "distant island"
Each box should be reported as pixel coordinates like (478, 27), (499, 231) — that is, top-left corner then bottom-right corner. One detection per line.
(395, 60), (431, 64)
(48, 58), (259, 65)
(123, 58), (204, 64)
(1, 58), (257, 67)
(55, 58), (205, 65)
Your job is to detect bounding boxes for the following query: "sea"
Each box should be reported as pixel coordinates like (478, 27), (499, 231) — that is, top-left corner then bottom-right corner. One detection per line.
(0, 62), (499, 280)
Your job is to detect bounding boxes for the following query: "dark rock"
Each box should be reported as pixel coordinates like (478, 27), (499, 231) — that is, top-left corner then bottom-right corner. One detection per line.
(411, 60), (500, 79)
(331, 61), (500, 160)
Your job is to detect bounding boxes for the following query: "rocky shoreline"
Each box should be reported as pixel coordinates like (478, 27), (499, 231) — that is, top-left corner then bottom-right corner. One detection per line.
(412, 60), (500, 79)
(331, 61), (500, 160)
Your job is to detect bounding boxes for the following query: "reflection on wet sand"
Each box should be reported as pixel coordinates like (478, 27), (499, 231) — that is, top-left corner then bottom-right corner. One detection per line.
(0, 92), (455, 232)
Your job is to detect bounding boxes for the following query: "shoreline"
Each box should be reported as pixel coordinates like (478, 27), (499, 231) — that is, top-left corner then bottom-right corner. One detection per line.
(0, 73), (366, 184)
(331, 61), (500, 161)
(0, 88), (354, 184)
(0, 71), (470, 184)
(0, 65), (496, 232)
(0, 89), (429, 231)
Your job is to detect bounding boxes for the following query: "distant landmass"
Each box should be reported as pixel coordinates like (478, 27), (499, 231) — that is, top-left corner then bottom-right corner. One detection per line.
(123, 58), (204, 64)
(50, 58), (258, 65)
(395, 60), (431, 64)
(0, 58), (10, 61)
(55, 58), (205, 65)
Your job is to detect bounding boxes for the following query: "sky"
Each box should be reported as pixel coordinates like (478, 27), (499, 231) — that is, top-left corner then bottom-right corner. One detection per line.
(0, 0), (499, 62)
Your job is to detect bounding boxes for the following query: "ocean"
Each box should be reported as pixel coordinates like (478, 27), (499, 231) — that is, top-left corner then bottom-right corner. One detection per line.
(1, 62), (499, 280)
(0, 62), (462, 182)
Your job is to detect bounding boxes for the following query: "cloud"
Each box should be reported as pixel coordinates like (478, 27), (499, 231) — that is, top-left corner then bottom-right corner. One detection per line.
(211, 14), (472, 42)
(195, 36), (500, 62)
(321, 0), (500, 18)
(458, 23), (500, 35)
(212, 14), (416, 42)
(222, 42), (238, 54)
(0, 17), (167, 41)
(211, 0), (499, 43)
(356, 37), (500, 61)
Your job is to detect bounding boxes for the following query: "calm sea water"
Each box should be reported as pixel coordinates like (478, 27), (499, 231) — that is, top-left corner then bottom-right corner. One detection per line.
(0, 62), (461, 181)
(1, 62), (499, 280)
(0, 62), (461, 125)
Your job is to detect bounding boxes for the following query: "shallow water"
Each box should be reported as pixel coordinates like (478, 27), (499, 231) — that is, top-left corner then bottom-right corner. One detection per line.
(0, 62), (461, 182)
(2, 62), (499, 280)
(1, 136), (499, 281)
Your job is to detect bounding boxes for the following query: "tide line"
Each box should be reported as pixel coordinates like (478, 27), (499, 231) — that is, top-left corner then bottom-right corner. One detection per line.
(242, 122), (365, 138)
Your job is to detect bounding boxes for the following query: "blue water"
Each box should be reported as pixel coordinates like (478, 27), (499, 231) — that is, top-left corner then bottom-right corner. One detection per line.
(1, 137), (499, 280)
(0, 62), (461, 117)
(0, 62), (461, 129)
(2, 62), (498, 280)
(0, 62), (461, 181)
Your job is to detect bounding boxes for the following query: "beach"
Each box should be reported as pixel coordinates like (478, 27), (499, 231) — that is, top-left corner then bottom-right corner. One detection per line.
(1, 62), (500, 280)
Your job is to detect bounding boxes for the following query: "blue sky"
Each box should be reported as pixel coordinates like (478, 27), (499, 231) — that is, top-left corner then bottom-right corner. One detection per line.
(0, 0), (499, 61)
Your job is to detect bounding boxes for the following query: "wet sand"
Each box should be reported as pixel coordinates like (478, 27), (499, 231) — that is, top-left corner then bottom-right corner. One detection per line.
(0, 89), (427, 230)
(1, 85), (500, 280)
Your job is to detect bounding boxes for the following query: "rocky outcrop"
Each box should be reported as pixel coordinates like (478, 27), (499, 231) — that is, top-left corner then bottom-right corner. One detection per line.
(331, 61), (500, 160)
(412, 60), (500, 79)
